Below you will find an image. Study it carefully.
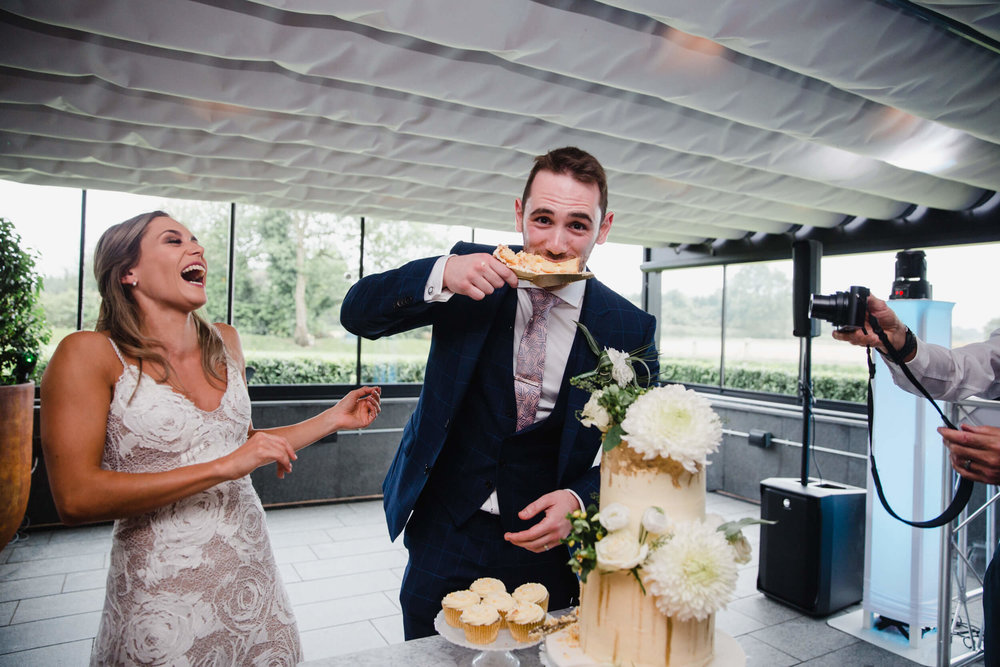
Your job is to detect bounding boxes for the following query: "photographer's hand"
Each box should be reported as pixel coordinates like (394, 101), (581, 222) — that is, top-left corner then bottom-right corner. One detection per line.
(832, 295), (912, 360)
(941, 424), (1000, 485)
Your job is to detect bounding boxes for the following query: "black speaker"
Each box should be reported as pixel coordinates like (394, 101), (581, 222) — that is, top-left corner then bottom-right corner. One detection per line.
(792, 240), (822, 337)
(757, 477), (865, 616)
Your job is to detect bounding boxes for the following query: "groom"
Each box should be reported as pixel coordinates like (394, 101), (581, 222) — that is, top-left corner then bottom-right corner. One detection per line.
(340, 147), (658, 639)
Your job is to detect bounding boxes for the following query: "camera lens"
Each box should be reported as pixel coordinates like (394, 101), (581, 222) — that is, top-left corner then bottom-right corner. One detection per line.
(809, 292), (850, 325)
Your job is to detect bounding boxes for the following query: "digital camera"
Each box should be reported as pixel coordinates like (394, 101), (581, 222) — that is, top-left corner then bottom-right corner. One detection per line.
(808, 285), (870, 331)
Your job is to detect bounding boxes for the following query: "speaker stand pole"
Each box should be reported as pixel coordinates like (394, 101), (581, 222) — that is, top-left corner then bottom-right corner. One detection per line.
(798, 335), (813, 486)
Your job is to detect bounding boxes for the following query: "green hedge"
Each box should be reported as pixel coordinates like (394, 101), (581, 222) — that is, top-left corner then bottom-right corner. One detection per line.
(244, 355), (868, 403)
(36, 353), (866, 402)
(246, 356), (427, 384)
(660, 358), (866, 402)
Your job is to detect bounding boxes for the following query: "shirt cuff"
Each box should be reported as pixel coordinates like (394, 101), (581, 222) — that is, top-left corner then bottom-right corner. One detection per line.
(424, 255), (455, 302)
(565, 488), (584, 511)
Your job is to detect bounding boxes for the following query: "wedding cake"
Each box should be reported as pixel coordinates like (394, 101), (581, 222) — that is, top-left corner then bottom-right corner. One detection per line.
(550, 334), (751, 667)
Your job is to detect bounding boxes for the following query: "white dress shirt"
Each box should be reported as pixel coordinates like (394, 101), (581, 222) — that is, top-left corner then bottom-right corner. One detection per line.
(886, 328), (1000, 427)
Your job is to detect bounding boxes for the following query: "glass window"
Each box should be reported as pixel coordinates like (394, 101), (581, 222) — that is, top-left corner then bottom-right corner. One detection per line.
(1, 180), (82, 367)
(658, 265), (723, 387)
(722, 260), (800, 394)
(232, 207), (360, 385)
(359, 219), (474, 383)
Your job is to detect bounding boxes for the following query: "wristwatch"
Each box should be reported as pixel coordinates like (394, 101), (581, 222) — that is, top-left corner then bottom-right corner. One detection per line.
(895, 327), (917, 363)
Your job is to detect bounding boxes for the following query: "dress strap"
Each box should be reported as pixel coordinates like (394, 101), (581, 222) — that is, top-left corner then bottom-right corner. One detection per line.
(107, 338), (128, 370)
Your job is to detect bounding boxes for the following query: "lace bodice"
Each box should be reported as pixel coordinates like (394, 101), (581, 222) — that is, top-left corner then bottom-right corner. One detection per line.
(92, 338), (301, 666)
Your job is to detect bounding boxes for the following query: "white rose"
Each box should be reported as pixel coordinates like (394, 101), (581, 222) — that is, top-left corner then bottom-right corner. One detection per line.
(598, 502), (630, 531)
(730, 533), (753, 564)
(596, 530), (649, 571)
(641, 506), (671, 535)
(580, 390), (611, 432)
(606, 348), (636, 387)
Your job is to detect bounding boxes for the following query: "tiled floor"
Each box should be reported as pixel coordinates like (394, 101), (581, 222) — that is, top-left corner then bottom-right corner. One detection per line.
(0, 494), (984, 666)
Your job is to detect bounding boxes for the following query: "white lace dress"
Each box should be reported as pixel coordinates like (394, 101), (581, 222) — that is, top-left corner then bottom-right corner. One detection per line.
(91, 340), (301, 666)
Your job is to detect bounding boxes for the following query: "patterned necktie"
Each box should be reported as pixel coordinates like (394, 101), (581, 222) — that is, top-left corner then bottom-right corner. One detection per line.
(514, 288), (561, 430)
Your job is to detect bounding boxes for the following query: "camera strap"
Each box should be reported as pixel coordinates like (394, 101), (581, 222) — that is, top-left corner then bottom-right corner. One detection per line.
(864, 314), (973, 529)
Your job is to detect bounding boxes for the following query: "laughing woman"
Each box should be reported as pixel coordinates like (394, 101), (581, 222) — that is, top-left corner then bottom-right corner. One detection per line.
(40, 211), (381, 666)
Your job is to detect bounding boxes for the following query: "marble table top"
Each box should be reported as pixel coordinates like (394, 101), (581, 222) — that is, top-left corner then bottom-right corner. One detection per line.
(298, 633), (546, 666)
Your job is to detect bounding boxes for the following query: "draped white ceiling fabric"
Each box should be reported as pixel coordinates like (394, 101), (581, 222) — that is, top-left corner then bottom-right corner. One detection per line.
(0, 0), (998, 252)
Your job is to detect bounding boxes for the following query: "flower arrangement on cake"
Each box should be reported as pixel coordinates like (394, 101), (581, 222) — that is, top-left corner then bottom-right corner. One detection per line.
(563, 323), (764, 623)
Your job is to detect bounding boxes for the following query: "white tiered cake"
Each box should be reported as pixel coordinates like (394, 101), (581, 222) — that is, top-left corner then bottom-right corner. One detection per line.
(546, 379), (749, 667)
(578, 443), (713, 667)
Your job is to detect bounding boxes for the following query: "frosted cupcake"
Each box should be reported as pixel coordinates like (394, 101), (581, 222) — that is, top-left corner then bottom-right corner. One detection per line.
(460, 602), (502, 644)
(469, 577), (507, 598)
(506, 601), (546, 642)
(482, 591), (516, 628)
(441, 589), (481, 628)
(512, 582), (549, 612)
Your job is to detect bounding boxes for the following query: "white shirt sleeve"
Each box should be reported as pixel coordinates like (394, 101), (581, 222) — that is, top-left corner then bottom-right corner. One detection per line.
(424, 255), (455, 303)
(886, 328), (1000, 403)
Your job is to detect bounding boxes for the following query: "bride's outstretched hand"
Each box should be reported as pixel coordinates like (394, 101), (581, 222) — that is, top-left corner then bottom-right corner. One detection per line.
(332, 386), (382, 430)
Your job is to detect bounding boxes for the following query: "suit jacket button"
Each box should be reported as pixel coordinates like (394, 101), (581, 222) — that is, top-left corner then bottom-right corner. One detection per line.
(444, 418), (450, 430)
(485, 480), (494, 489)
(424, 464), (431, 475)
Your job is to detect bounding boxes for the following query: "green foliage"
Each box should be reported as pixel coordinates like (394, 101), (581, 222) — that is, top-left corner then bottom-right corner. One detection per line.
(244, 355), (427, 384)
(659, 358), (867, 403)
(0, 218), (51, 384)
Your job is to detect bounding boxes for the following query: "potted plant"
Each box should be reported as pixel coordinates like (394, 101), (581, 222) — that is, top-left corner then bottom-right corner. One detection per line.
(0, 217), (50, 548)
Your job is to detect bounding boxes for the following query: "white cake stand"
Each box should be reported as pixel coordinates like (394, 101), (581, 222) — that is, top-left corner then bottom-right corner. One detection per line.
(539, 626), (746, 667)
(434, 610), (545, 667)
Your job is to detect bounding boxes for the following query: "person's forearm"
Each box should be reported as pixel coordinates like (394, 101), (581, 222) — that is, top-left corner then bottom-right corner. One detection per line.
(53, 458), (234, 525)
(253, 411), (340, 452)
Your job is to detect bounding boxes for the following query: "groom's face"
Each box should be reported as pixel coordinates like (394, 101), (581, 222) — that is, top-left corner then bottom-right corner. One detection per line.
(514, 170), (613, 269)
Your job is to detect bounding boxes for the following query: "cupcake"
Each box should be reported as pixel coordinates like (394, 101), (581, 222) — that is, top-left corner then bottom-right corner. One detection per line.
(441, 589), (481, 628)
(469, 577), (507, 598)
(512, 582), (549, 612)
(460, 602), (502, 644)
(482, 591), (516, 627)
(506, 601), (546, 642)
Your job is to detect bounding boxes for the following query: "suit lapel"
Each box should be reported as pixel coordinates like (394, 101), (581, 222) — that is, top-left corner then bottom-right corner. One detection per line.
(557, 280), (612, 479)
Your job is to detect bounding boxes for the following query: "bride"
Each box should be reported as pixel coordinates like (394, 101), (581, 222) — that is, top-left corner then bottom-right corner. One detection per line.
(40, 211), (382, 666)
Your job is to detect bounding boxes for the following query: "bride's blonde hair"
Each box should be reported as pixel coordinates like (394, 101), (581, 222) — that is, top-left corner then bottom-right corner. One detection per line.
(94, 211), (226, 391)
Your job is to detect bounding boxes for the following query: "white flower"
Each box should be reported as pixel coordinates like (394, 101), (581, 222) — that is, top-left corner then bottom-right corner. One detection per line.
(641, 506), (671, 535)
(579, 389), (611, 432)
(620, 384), (722, 473)
(596, 529), (649, 571)
(730, 533), (753, 564)
(598, 502), (630, 531)
(606, 348), (636, 387)
(642, 520), (738, 622)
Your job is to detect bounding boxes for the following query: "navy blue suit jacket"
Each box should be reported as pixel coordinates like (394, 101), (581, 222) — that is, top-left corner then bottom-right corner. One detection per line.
(340, 242), (658, 540)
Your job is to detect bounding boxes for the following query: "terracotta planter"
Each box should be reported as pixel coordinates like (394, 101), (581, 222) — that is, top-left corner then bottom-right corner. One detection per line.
(0, 382), (34, 549)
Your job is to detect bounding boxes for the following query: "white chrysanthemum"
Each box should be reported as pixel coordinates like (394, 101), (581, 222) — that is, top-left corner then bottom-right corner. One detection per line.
(598, 502), (630, 531)
(595, 529), (649, 571)
(642, 520), (738, 622)
(620, 384), (722, 472)
(579, 389), (611, 432)
(605, 348), (635, 387)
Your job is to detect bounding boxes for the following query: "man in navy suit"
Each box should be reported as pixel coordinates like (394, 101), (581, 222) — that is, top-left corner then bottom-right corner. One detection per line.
(341, 147), (658, 639)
